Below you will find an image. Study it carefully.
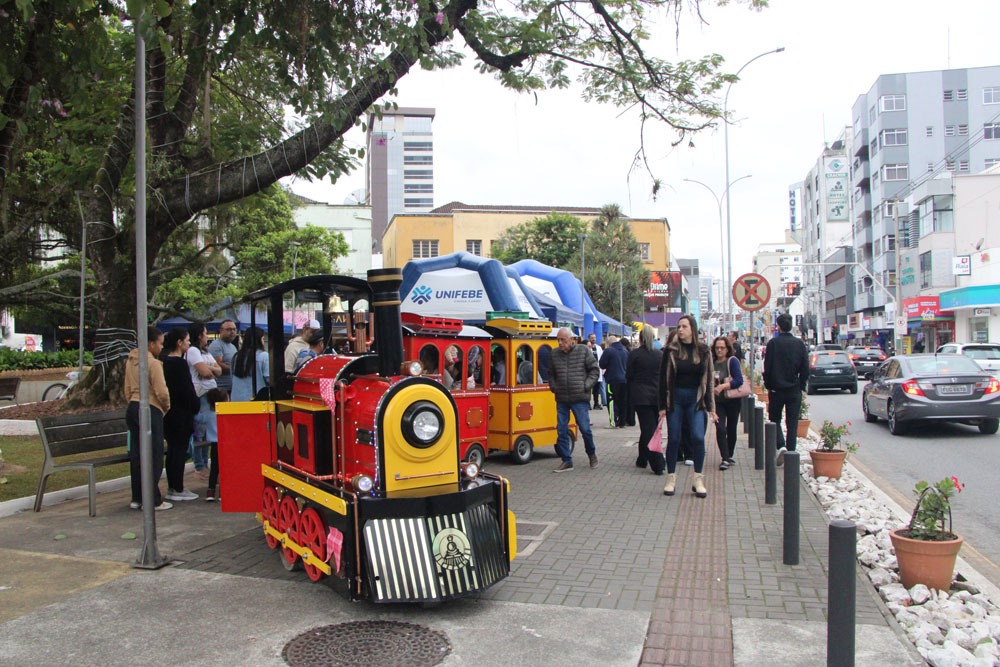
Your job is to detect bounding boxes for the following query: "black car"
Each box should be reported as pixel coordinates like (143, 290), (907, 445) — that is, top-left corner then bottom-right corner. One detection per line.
(862, 354), (1000, 435)
(846, 345), (887, 379)
(806, 350), (858, 394)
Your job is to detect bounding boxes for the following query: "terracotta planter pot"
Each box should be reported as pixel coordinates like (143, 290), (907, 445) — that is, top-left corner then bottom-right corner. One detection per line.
(809, 448), (846, 479)
(890, 528), (963, 591)
(796, 419), (811, 438)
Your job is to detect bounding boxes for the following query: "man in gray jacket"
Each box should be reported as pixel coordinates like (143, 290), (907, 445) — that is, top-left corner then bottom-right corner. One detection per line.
(548, 328), (600, 472)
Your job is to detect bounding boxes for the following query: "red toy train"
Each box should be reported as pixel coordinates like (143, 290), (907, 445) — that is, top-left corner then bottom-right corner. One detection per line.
(216, 269), (516, 603)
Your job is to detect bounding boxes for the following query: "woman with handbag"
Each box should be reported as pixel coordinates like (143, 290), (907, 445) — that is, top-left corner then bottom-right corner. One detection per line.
(711, 335), (746, 470)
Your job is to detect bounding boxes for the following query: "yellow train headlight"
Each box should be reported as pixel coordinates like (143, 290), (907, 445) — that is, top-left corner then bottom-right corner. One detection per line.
(402, 400), (444, 448)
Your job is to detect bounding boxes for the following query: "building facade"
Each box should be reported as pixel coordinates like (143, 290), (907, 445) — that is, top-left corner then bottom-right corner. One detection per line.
(792, 128), (855, 342)
(365, 107), (435, 253)
(291, 199), (374, 278)
(382, 202), (671, 273)
(849, 65), (1000, 341)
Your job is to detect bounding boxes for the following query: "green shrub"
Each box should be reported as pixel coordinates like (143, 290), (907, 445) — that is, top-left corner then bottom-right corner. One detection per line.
(0, 348), (93, 372)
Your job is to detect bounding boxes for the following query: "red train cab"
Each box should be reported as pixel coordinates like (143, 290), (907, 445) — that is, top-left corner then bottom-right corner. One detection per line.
(402, 313), (491, 467)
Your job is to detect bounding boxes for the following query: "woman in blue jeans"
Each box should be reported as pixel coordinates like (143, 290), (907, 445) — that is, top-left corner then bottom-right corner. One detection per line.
(658, 315), (717, 498)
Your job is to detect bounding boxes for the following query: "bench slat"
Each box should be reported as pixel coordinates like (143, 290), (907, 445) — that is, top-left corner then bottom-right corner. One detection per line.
(47, 435), (128, 458)
(51, 452), (131, 469)
(37, 409), (126, 429)
(41, 420), (130, 444)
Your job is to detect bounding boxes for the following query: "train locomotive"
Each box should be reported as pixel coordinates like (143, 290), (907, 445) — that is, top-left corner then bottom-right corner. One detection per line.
(216, 269), (516, 603)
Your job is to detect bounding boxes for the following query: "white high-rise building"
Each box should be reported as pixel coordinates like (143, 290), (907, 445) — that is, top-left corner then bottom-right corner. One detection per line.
(365, 107), (435, 252)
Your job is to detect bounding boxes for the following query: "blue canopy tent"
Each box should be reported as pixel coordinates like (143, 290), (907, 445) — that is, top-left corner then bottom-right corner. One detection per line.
(154, 300), (262, 333)
(507, 259), (627, 342)
(597, 311), (627, 337)
(523, 285), (584, 329)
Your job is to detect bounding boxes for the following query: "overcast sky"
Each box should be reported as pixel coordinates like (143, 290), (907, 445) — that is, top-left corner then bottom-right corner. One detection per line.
(287, 0), (1000, 289)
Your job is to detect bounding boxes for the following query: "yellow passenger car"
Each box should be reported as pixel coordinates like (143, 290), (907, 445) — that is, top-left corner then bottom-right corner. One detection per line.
(484, 315), (577, 463)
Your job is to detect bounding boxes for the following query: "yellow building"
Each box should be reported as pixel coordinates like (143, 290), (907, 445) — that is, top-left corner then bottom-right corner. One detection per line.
(382, 202), (671, 271)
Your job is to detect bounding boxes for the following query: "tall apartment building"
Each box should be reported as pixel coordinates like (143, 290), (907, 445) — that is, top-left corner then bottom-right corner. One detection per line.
(365, 107), (435, 253)
(792, 128), (855, 341)
(849, 65), (1000, 336)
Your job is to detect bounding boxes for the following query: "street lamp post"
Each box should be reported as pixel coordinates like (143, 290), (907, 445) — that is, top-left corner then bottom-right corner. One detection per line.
(617, 264), (624, 326)
(578, 234), (587, 335)
(684, 175), (752, 334)
(723, 47), (785, 332)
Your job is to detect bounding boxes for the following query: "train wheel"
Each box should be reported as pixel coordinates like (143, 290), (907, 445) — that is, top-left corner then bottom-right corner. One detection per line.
(278, 494), (301, 568)
(261, 486), (279, 549)
(511, 436), (533, 465)
(464, 444), (486, 468)
(298, 507), (328, 583)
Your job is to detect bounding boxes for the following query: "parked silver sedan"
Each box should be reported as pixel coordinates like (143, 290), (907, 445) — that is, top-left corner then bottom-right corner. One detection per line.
(862, 354), (1000, 435)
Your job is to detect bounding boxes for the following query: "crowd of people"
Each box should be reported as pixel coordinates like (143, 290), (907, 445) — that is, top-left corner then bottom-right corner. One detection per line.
(127, 312), (785, 508)
(126, 318), (332, 511)
(548, 318), (760, 501)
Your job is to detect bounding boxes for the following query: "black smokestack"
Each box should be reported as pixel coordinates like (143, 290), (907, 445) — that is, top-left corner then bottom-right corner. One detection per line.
(367, 268), (404, 377)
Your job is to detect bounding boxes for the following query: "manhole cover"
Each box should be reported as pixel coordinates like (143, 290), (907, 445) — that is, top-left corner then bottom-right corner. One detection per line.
(282, 620), (451, 667)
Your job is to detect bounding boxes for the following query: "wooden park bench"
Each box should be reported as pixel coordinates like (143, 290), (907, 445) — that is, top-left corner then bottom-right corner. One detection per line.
(0, 376), (20, 404)
(33, 409), (130, 517)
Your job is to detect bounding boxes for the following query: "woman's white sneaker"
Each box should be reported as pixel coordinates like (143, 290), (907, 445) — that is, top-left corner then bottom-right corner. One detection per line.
(165, 488), (198, 501)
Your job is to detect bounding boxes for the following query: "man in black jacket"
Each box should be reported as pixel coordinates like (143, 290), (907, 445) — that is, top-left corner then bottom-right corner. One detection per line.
(763, 313), (809, 466)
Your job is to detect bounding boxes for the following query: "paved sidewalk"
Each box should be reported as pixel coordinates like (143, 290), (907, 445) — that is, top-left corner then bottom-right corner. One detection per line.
(0, 413), (923, 666)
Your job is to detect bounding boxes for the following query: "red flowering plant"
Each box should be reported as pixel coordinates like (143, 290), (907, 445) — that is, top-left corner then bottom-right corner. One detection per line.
(818, 420), (859, 455)
(903, 477), (964, 541)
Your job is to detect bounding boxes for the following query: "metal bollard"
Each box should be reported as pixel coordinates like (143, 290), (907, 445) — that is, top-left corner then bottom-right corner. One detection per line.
(783, 452), (800, 565)
(741, 396), (751, 434)
(828, 520), (857, 667)
(764, 422), (777, 504)
(753, 407), (765, 469)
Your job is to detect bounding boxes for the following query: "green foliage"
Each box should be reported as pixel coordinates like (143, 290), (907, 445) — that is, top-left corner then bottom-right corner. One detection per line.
(906, 477), (964, 541)
(0, 348), (92, 372)
(565, 205), (648, 320)
(152, 186), (349, 318)
(799, 394), (809, 419)
(1, 0), (767, 327)
(818, 419), (858, 455)
(490, 213), (588, 268)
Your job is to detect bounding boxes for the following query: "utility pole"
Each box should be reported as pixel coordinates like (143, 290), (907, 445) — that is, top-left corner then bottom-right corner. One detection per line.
(893, 200), (903, 354)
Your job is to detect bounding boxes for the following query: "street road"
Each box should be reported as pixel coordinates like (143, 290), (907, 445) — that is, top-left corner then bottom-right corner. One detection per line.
(807, 382), (1000, 588)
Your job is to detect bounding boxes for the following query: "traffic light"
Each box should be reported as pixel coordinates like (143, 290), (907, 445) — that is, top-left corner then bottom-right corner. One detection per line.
(785, 282), (801, 296)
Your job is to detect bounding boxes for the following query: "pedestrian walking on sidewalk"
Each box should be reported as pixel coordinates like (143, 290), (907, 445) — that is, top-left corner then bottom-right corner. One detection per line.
(124, 326), (172, 511)
(711, 335), (744, 470)
(600, 335), (630, 427)
(161, 327), (201, 502)
(548, 328), (600, 473)
(658, 315), (717, 498)
(763, 313), (809, 467)
(627, 326), (664, 474)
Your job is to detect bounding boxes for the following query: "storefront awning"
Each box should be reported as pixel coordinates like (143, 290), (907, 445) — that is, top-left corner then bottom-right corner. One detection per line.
(939, 284), (1000, 310)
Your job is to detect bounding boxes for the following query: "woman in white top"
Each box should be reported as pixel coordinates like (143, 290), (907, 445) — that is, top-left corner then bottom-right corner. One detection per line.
(187, 323), (222, 477)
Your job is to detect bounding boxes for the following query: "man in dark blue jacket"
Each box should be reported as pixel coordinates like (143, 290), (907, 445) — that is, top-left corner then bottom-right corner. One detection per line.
(600, 335), (631, 427)
(763, 313), (809, 466)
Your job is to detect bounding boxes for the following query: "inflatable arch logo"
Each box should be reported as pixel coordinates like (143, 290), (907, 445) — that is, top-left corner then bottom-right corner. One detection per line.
(410, 285), (433, 305)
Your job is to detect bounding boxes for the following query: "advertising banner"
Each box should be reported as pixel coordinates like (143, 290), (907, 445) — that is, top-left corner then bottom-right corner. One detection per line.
(824, 157), (849, 221)
(646, 271), (682, 310)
